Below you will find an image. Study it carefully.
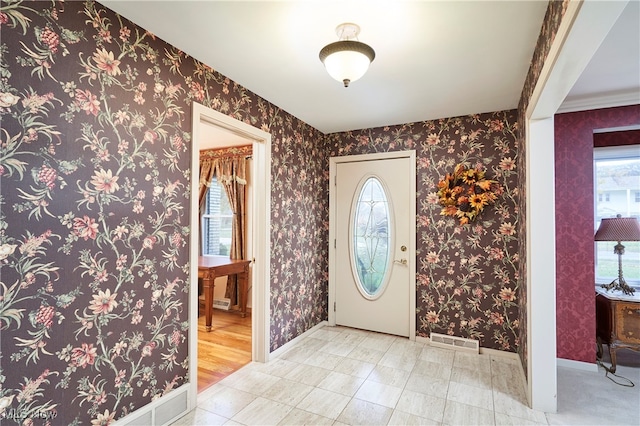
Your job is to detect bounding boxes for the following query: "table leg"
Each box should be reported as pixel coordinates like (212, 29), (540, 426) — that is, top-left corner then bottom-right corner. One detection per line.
(202, 271), (214, 332)
(239, 264), (249, 318)
(609, 344), (618, 374)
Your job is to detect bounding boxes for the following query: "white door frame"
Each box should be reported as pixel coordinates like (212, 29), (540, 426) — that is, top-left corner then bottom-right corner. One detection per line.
(525, 0), (629, 413)
(188, 102), (271, 408)
(328, 151), (416, 340)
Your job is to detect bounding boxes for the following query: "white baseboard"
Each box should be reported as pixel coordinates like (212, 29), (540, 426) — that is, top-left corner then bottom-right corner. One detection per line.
(479, 346), (520, 361)
(557, 357), (598, 372)
(416, 335), (429, 345)
(270, 320), (328, 359)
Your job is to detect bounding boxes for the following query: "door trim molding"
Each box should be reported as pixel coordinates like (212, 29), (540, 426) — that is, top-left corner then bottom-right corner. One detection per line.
(328, 151), (416, 340)
(189, 102), (272, 411)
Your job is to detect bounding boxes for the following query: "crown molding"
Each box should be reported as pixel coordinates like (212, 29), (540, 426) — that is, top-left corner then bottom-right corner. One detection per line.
(557, 88), (640, 114)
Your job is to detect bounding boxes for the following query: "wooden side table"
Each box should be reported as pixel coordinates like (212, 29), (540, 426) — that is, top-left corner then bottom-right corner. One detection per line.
(595, 286), (640, 373)
(198, 256), (251, 332)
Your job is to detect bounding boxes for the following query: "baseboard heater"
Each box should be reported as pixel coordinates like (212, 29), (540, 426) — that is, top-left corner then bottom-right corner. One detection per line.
(213, 298), (231, 310)
(429, 332), (479, 354)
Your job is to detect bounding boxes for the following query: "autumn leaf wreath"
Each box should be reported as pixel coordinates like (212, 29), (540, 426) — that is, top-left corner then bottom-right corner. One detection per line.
(437, 164), (498, 225)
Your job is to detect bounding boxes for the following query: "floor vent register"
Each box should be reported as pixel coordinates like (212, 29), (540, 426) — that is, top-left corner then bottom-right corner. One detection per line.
(429, 332), (479, 354)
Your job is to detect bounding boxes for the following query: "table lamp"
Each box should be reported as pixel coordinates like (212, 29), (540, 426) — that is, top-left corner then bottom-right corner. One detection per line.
(594, 214), (640, 295)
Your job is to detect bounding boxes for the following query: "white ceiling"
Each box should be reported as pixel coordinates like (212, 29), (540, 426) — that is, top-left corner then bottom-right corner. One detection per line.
(559, 0), (639, 112)
(199, 119), (250, 150)
(101, 0), (639, 139)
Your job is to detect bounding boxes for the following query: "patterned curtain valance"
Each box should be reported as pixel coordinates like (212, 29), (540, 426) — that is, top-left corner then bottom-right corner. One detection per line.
(199, 145), (250, 190)
(199, 144), (252, 161)
(214, 156), (248, 186)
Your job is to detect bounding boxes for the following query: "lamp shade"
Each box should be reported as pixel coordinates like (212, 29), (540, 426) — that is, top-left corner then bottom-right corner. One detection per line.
(320, 41), (375, 87)
(594, 215), (640, 242)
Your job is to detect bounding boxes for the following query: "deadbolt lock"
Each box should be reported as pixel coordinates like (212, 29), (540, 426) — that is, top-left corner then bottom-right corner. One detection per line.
(400, 245), (407, 252)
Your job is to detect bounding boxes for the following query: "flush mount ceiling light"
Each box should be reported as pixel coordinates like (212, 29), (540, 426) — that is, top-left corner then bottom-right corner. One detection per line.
(319, 23), (375, 88)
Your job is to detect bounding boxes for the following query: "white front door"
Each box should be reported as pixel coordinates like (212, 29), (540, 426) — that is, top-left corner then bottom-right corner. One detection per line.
(332, 154), (415, 337)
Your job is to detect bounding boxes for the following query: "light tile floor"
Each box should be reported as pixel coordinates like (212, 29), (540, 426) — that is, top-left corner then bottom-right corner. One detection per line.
(172, 326), (639, 425)
(546, 348), (639, 426)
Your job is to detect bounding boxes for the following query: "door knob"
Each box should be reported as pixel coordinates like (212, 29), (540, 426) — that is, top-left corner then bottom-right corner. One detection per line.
(394, 259), (407, 265)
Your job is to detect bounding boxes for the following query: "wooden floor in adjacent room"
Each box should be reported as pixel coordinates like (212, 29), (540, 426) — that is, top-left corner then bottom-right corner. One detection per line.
(197, 307), (252, 393)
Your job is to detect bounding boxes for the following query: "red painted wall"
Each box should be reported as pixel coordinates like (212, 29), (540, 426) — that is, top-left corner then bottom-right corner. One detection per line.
(554, 105), (640, 362)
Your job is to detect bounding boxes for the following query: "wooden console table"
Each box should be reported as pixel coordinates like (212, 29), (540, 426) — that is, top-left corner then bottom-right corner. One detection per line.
(198, 256), (251, 332)
(595, 286), (640, 373)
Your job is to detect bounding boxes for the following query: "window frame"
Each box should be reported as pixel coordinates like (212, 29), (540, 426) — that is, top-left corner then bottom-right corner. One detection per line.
(593, 145), (640, 287)
(201, 176), (233, 257)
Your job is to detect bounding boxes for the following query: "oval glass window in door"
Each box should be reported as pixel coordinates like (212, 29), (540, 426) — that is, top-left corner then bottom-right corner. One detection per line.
(352, 176), (391, 298)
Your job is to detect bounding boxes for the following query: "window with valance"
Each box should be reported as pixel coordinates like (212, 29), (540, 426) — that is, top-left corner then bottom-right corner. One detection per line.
(198, 144), (252, 304)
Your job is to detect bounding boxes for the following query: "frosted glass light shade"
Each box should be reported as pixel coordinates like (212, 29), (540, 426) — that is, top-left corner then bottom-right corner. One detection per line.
(319, 40), (375, 87)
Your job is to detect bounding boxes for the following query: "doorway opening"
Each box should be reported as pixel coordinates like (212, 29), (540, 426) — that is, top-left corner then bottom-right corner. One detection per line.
(525, 0), (630, 413)
(188, 102), (271, 407)
(197, 123), (253, 393)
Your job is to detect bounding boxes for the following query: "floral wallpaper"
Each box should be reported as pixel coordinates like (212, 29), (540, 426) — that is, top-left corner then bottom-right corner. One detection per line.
(0, 1), (327, 424)
(328, 110), (522, 351)
(514, 0), (570, 373)
(269, 120), (329, 350)
(554, 105), (640, 363)
(0, 0), (595, 422)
